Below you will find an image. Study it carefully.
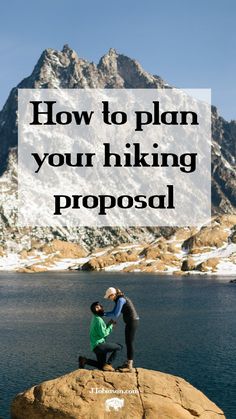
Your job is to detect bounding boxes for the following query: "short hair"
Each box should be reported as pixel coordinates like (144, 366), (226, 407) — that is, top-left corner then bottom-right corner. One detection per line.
(90, 301), (100, 314)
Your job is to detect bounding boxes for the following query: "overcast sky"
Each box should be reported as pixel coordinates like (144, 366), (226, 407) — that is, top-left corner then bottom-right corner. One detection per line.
(1, 0), (235, 120)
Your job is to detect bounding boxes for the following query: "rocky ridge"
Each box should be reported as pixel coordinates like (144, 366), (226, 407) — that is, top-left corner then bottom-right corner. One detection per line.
(11, 368), (225, 419)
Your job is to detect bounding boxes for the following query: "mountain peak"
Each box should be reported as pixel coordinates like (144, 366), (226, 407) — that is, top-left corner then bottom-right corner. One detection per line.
(62, 43), (72, 53)
(108, 47), (118, 56)
(0, 46), (235, 216)
(61, 44), (77, 58)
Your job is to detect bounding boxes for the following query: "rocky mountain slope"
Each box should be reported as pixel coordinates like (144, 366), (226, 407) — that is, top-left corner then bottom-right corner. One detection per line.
(11, 368), (225, 419)
(1, 214), (234, 275)
(0, 46), (235, 271)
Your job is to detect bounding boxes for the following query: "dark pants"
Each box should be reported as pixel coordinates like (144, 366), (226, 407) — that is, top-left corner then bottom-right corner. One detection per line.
(86, 342), (122, 369)
(125, 319), (139, 360)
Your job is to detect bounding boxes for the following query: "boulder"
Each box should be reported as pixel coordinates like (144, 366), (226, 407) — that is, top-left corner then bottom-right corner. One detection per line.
(181, 257), (196, 271)
(113, 251), (138, 263)
(214, 214), (236, 228)
(11, 368), (225, 419)
(82, 250), (139, 271)
(139, 239), (168, 259)
(230, 230), (236, 244)
(41, 239), (88, 258)
(124, 260), (167, 272)
(183, 226), (228, 253)
(197, 258), (220, 272)
(82, 255), (115, 270)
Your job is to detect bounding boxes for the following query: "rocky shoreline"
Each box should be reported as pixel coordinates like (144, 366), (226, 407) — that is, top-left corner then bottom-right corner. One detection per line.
(0, 214), (235, 275)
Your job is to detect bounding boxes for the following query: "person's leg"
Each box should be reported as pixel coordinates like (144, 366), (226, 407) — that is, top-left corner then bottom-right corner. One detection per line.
(96, 342), (122, 365)
(84, 358), (100, 368)
(94, 345), (107, 369)
(125, 320), (138, 361)
(119, 320), (138, 370)
(79, 344), (109, 370)
(106, 343), (123, 364)
(79, 351), (102, 369)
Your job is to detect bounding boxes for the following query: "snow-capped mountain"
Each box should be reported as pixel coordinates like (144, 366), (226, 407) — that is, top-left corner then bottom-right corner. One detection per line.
(0, 45), (235, 270)
(1, 45), (235, 206)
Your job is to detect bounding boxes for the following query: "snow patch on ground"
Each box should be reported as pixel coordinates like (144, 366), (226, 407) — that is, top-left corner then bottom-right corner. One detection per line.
(191, 243), (236, 265)
(215, 260), (236, 275)
(104, 260), (140, 272)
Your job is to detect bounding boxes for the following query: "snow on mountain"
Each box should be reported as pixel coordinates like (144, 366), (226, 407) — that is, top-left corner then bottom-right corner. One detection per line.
(0, 45), (235, 273)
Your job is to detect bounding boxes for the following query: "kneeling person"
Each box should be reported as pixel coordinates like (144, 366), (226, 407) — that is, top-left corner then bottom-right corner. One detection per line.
(79, 302), (122, 372)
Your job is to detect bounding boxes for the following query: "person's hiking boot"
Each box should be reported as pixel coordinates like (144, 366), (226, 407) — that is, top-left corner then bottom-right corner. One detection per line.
(118, 360), (134, 373)
(78, 356), (87, 369)
(102, 363), (115, 372)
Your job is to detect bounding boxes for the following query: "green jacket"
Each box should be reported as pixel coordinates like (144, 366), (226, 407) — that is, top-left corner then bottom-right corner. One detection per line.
(90, 315), (113, 350)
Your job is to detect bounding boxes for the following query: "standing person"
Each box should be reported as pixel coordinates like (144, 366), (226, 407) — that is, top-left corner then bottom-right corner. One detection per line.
(104, 287), (139, 372)
(79, 301), (122, 372)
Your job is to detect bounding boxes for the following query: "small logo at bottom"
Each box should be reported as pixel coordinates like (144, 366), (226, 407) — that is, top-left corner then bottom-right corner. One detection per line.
(105, 397), (125, 412)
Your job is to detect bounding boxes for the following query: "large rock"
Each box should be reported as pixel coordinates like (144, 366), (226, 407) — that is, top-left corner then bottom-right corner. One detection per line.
(41, 239), (88, 258)
(11, 368), (225, 419)
(197, 258), (220, 272)
(82, 247), (139, 271)
(181, 257), (196, 271)
(183, 225), (229, 254)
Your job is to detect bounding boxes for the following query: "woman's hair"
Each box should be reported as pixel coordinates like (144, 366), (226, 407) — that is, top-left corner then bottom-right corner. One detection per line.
(115, 288), (124, 297)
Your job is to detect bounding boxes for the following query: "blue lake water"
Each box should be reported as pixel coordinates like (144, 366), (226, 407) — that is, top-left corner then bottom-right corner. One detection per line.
(0, 272), (236, 419)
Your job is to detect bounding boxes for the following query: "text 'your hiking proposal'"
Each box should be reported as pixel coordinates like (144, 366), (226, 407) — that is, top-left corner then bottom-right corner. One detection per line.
(18, 89), (211, 227)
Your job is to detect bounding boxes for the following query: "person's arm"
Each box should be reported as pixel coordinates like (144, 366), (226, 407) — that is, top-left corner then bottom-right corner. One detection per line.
(104, 297), (126, 320)
(95, 317), (113, 339)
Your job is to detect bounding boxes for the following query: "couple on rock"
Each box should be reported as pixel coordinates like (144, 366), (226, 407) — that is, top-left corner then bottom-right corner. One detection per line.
(79, 287), (139, 372)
